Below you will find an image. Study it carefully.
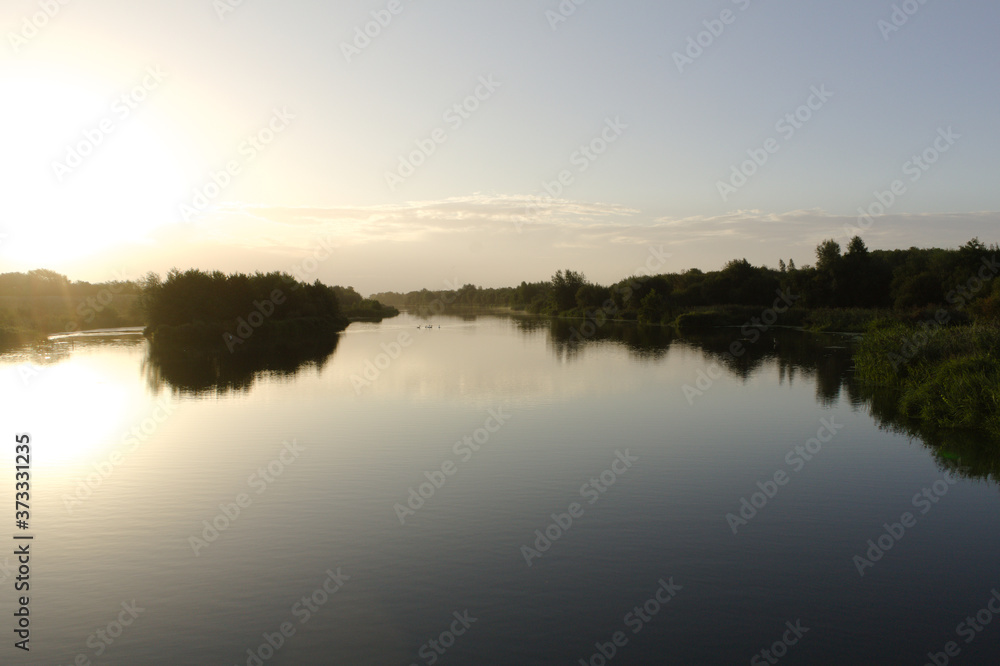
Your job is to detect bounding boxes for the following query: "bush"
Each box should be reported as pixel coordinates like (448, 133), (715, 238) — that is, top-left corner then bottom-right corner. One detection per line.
(856, 321), (1000, 435)
(899, 356), (1000, 435)
(673, 311), (730, 330)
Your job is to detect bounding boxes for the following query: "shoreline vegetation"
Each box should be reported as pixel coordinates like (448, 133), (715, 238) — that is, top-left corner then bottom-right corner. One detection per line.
(3, 237), (997, 435)
(332, 285), (400, 322)
(855, 322), (1000, 437)
(375, 237), (999, 437)
(140, 270), (354, 355)
(373, 237), (997, 329)
(0, 269), (398, 353)
(0, 269), (144, 348)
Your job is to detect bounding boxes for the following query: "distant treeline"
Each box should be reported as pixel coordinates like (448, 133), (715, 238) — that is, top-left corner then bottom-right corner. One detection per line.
(330, 285), (400, 321)
(4, 237), (997, 344)
(0, 267), (394, 349)
(142, 269), (345, 328)
(372, 237), (1000, 326)
(142, 269), (359, 353)
(0, 269), (143, 346)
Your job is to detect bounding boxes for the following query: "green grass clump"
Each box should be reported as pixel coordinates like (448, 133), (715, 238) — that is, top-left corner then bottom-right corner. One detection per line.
(802, 308), (887, 333)
(898, 355), (1000, 435)
(856, 320), (1000, 436)
(673, 311), (731, 331)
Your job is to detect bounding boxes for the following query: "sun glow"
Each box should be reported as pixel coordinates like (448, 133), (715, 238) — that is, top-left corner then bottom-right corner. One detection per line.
(0, 66), (189, 266)
(5, 358), (131, 471)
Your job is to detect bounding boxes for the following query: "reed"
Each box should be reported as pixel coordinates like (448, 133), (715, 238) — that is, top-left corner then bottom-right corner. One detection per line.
(855, 321), (1000, 435)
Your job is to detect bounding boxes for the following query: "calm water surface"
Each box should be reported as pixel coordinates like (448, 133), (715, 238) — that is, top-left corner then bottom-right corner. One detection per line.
(2, 314), (999, 665)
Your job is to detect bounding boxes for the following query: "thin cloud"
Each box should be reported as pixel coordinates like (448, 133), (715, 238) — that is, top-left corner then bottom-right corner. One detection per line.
(194, 199), (997, 259)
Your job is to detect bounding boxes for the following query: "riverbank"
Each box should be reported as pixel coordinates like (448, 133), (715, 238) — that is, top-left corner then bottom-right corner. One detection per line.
(855, 321), (1000, 436)
(0, 325), (43, 350)
(515, 302), (966, 335)
(513, 304), (1000, 438)
(670, 306), (886, 333)
(344, 302), (400, 322)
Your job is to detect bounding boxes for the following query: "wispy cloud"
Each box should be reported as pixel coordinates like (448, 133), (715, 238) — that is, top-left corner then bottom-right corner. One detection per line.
(54, 198), (1000, 294)
(173, 197), (1000, 267)
(206, 199), (996, 252)
(207, 195), (639, 245)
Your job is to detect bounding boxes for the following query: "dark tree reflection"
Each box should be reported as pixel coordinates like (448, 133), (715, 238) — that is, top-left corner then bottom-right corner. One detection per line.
(674, 328), (855, 406)
(143, 335), (339, 397)
(846, 380), (1000, 484)
(536, 317), (675, 363)
(535, 319), (1000, 483)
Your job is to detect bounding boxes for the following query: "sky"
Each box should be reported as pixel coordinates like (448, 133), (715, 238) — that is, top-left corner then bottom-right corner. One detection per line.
(1, 0), (998, 294)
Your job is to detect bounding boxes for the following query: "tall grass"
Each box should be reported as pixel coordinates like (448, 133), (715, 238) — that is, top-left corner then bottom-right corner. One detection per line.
(855, 321), (1000, 436)
(800, 308), (887, 333)
(671, 306), (888, 333)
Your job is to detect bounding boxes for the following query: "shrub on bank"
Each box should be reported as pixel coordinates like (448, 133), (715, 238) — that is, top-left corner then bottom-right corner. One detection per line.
(856, 321), (1000, 436)
(801, 308), (886, 333)
(899, 356), (1000, 435)
(673, 311), (730, 331)
(344, 301), (400, 321)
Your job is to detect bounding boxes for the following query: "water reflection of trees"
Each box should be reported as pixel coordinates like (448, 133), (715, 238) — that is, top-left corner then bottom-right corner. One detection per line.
(143, 335), (339, 397)
(674, 328), (856, 407)
(690, 329), (1000, 482)
(515, 316), (675, 362)
(846, 381), (1000, 484)
(534, 319), (1000, 483)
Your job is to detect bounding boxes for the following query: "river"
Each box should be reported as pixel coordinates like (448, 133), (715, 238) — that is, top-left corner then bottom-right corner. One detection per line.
(2, 313), (998, 664)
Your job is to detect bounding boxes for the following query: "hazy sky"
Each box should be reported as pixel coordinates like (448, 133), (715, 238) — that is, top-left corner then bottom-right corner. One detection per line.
(1, 0), (998, 293)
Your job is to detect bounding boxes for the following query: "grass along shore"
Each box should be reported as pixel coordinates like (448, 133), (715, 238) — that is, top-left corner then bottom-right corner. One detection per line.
(855, 321), (1000, 436)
